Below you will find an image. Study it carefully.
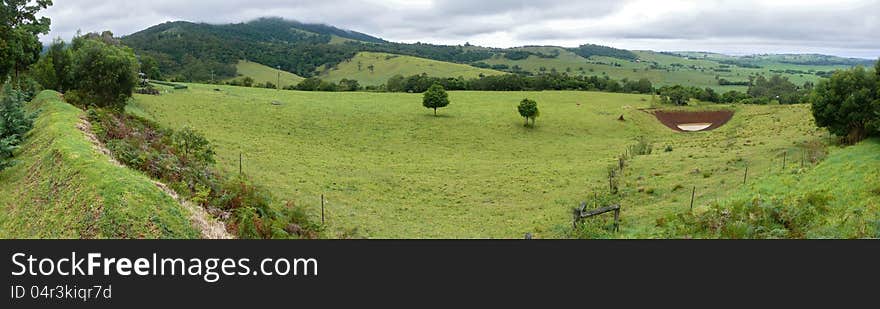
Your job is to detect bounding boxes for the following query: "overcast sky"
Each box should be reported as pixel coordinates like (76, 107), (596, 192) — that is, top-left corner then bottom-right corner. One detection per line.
(39, 0), (880, 59)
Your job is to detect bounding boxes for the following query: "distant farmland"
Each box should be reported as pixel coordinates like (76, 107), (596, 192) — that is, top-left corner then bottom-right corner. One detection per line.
(320, 52), (505, 86)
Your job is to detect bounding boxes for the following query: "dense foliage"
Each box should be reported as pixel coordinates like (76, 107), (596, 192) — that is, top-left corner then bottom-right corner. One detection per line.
(658, 85), (691, 105)
(568, 44), (638, 61)
(747, 75), (807, 104)
(811, 64), (879, 143)
(31, 38), (73, 92)
(0, 84), (36, 170)
(380, 73), (655, 94)
(33, 32), (140, 110)
(0, 0), (52, 83)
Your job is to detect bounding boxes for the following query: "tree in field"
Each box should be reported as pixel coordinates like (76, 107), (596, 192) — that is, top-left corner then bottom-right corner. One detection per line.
(242, 76), (254, 87)
(67, 33), (140, 110)
(337, 78), (360, 91)
(659, 85), (691, 105)
(811, 66), (879, 144)
(0, 0), (53, 83)
(517, 98), (539, 127)
(422, 83), (449, 116)
(296, 77), (322, 91)
(748, 75), (803, 104)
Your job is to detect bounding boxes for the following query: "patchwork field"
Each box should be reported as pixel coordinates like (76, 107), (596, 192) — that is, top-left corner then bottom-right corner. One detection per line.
(320, 52), (505, 86)
(128, 84), (834, 238)
(482, 47), (851, 92)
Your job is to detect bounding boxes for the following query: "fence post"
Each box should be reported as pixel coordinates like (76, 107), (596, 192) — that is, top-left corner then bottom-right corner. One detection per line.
(321, 194), (325, 225)
(690, 186), (696, 211)
(239, 152), (242, 176)
(613, 208), (620, 232)
(801, 149), (805, 168)
(743, 165), (748, 185)
(782, 151), (787, 170)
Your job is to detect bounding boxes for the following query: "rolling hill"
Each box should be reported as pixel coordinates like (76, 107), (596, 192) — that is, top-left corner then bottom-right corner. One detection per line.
(227, 60), (305, 88)
(130, 83), (831, 238)
(320, 52), (505, 86)
(121, 17), (873, 91)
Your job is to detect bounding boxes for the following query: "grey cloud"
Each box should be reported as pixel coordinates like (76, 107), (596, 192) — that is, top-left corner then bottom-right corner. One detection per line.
(39, 0), (879, 58)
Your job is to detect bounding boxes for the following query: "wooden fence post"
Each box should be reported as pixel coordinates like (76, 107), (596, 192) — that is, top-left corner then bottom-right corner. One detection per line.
(239, 152), (242, 176)
(690, 186), (696, 211)
(613, 208), (620, 232)
(321, 194), (325, 225)
(782, 151), (787, 170)
(743, 165), (748, 185)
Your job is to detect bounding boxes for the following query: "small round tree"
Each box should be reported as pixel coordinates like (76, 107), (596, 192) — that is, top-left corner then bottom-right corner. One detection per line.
(422, 83), (449, 116)
(518, 98), (539, 127)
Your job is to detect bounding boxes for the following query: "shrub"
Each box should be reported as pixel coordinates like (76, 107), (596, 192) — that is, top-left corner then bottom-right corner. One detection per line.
(68, 35), (139, 110)
(629, 136), (653, 156)
(88, 109), (319, 239)
(811, 66), (879, 143)
(0, 84), (37, 170)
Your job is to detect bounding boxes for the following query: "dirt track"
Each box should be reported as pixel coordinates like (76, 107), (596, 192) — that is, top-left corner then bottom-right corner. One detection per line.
(650, 110), (735, 132)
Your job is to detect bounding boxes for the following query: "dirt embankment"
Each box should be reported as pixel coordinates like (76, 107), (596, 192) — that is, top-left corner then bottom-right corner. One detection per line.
(650, 110), (735, 132)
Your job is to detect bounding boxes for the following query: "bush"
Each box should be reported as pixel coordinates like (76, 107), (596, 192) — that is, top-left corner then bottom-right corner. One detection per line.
(811, 65), (879, 143)
(0, 84), (37, 170)
(629, 136), (653, 156)
(68, 35), (140, 110)
(657, 191), (838, 239)
(88, 109), (319, 239)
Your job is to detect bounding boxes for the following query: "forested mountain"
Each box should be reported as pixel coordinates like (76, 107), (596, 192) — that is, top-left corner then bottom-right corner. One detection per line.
(121, 17), (874, 84)
(122, 17), (506, 81)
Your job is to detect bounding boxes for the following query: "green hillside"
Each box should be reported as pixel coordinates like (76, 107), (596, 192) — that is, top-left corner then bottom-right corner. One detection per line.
(320, 52), (505, 86)
(227, 60), (305, 88)
(0, 91), (198, 239)
(130, 83), (828, 238)
(658, 139), (880, 238)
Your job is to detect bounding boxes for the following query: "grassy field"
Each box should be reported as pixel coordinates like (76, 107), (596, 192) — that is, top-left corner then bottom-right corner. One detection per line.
(130, 84), (834, 238)
(320, 52), (505, 86)
(227, 60), (305, 88)
(0, 91), (198, 239)
(657, 139), (880, 238)
(482, 47), (851, 92)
